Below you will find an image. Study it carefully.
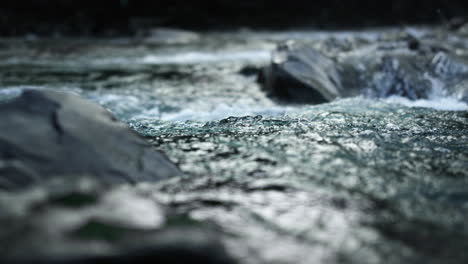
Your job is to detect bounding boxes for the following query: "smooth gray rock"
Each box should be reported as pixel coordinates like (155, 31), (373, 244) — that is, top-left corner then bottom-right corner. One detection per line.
(0, 90), (182, 190)
(261, 41), (343, 104)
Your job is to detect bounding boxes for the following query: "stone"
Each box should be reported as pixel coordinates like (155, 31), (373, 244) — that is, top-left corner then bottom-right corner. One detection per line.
(261, 39), (468, 104)
(0, 90), (182, 190)
(261, 41), (343, 104)
(0, 184), (236, 264)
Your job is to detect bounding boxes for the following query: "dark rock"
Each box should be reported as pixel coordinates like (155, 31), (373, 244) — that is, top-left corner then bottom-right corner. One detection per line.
(75, 226), (237, 264)
(448, 17), (468, 31)
(239, 65), (261, 77)
(6, 226), (237, 264)
(0, 183), (236, 264)
(261, 39), (468, 104)
(261, 41), (343, 104)
(368, 55), (431, 99)
(407, 37), (420, 51)
(0, 90), (182, 190)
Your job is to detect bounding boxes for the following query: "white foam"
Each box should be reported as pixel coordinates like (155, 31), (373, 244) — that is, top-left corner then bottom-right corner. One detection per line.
(141, 50), (271, 65)
(0, 49), (271, 67)
(0, 86), (82, 101)
(384, 96), (468, 111)
(0, 86), (30, 97)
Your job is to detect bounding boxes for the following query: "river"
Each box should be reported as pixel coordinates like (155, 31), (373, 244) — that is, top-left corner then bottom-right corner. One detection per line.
(0, 28), (467, 264)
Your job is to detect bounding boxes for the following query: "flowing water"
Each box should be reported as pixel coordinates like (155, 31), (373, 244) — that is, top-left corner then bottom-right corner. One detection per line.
(0, 28), (468, 264)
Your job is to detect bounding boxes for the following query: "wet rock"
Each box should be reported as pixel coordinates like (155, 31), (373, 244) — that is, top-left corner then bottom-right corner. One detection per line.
(0, 90), (182, 190)
(261, 41), (343, 104)
(6, 226), (236, 264)
(0, 183), (236, 264)
(448, 17), (468, 31)
(261, 38), (468, 104)
(368, 55), (431, 99)
(407, 36), (420, 51)
(239, 65), (261, 77)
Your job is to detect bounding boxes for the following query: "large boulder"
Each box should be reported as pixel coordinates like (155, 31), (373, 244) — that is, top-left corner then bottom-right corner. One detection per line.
(261, 41), (343, 104)
(0, 90), (182, 190)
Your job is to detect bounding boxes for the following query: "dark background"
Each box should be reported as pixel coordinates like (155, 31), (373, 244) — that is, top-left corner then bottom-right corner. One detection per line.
(1, 0), (468, 36)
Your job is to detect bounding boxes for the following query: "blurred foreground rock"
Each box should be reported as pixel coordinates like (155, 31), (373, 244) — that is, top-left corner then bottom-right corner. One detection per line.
(0, 90), (182, 190)
(0, 182), (236, 264)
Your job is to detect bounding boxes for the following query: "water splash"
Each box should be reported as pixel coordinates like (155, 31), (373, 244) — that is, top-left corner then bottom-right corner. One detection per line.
(158, 104), (293, 122)
(383, 96), (468, 111)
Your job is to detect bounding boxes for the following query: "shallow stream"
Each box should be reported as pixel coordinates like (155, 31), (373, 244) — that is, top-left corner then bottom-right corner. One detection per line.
(1, 28), (467, 264)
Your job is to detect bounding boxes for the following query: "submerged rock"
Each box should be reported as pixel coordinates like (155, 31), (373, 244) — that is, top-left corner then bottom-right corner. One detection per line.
(0, 90), (182, 190)
(261, 38), (468, 104)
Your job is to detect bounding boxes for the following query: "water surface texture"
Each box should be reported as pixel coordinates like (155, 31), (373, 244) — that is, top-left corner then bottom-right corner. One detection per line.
(0, 28), (468, 264)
